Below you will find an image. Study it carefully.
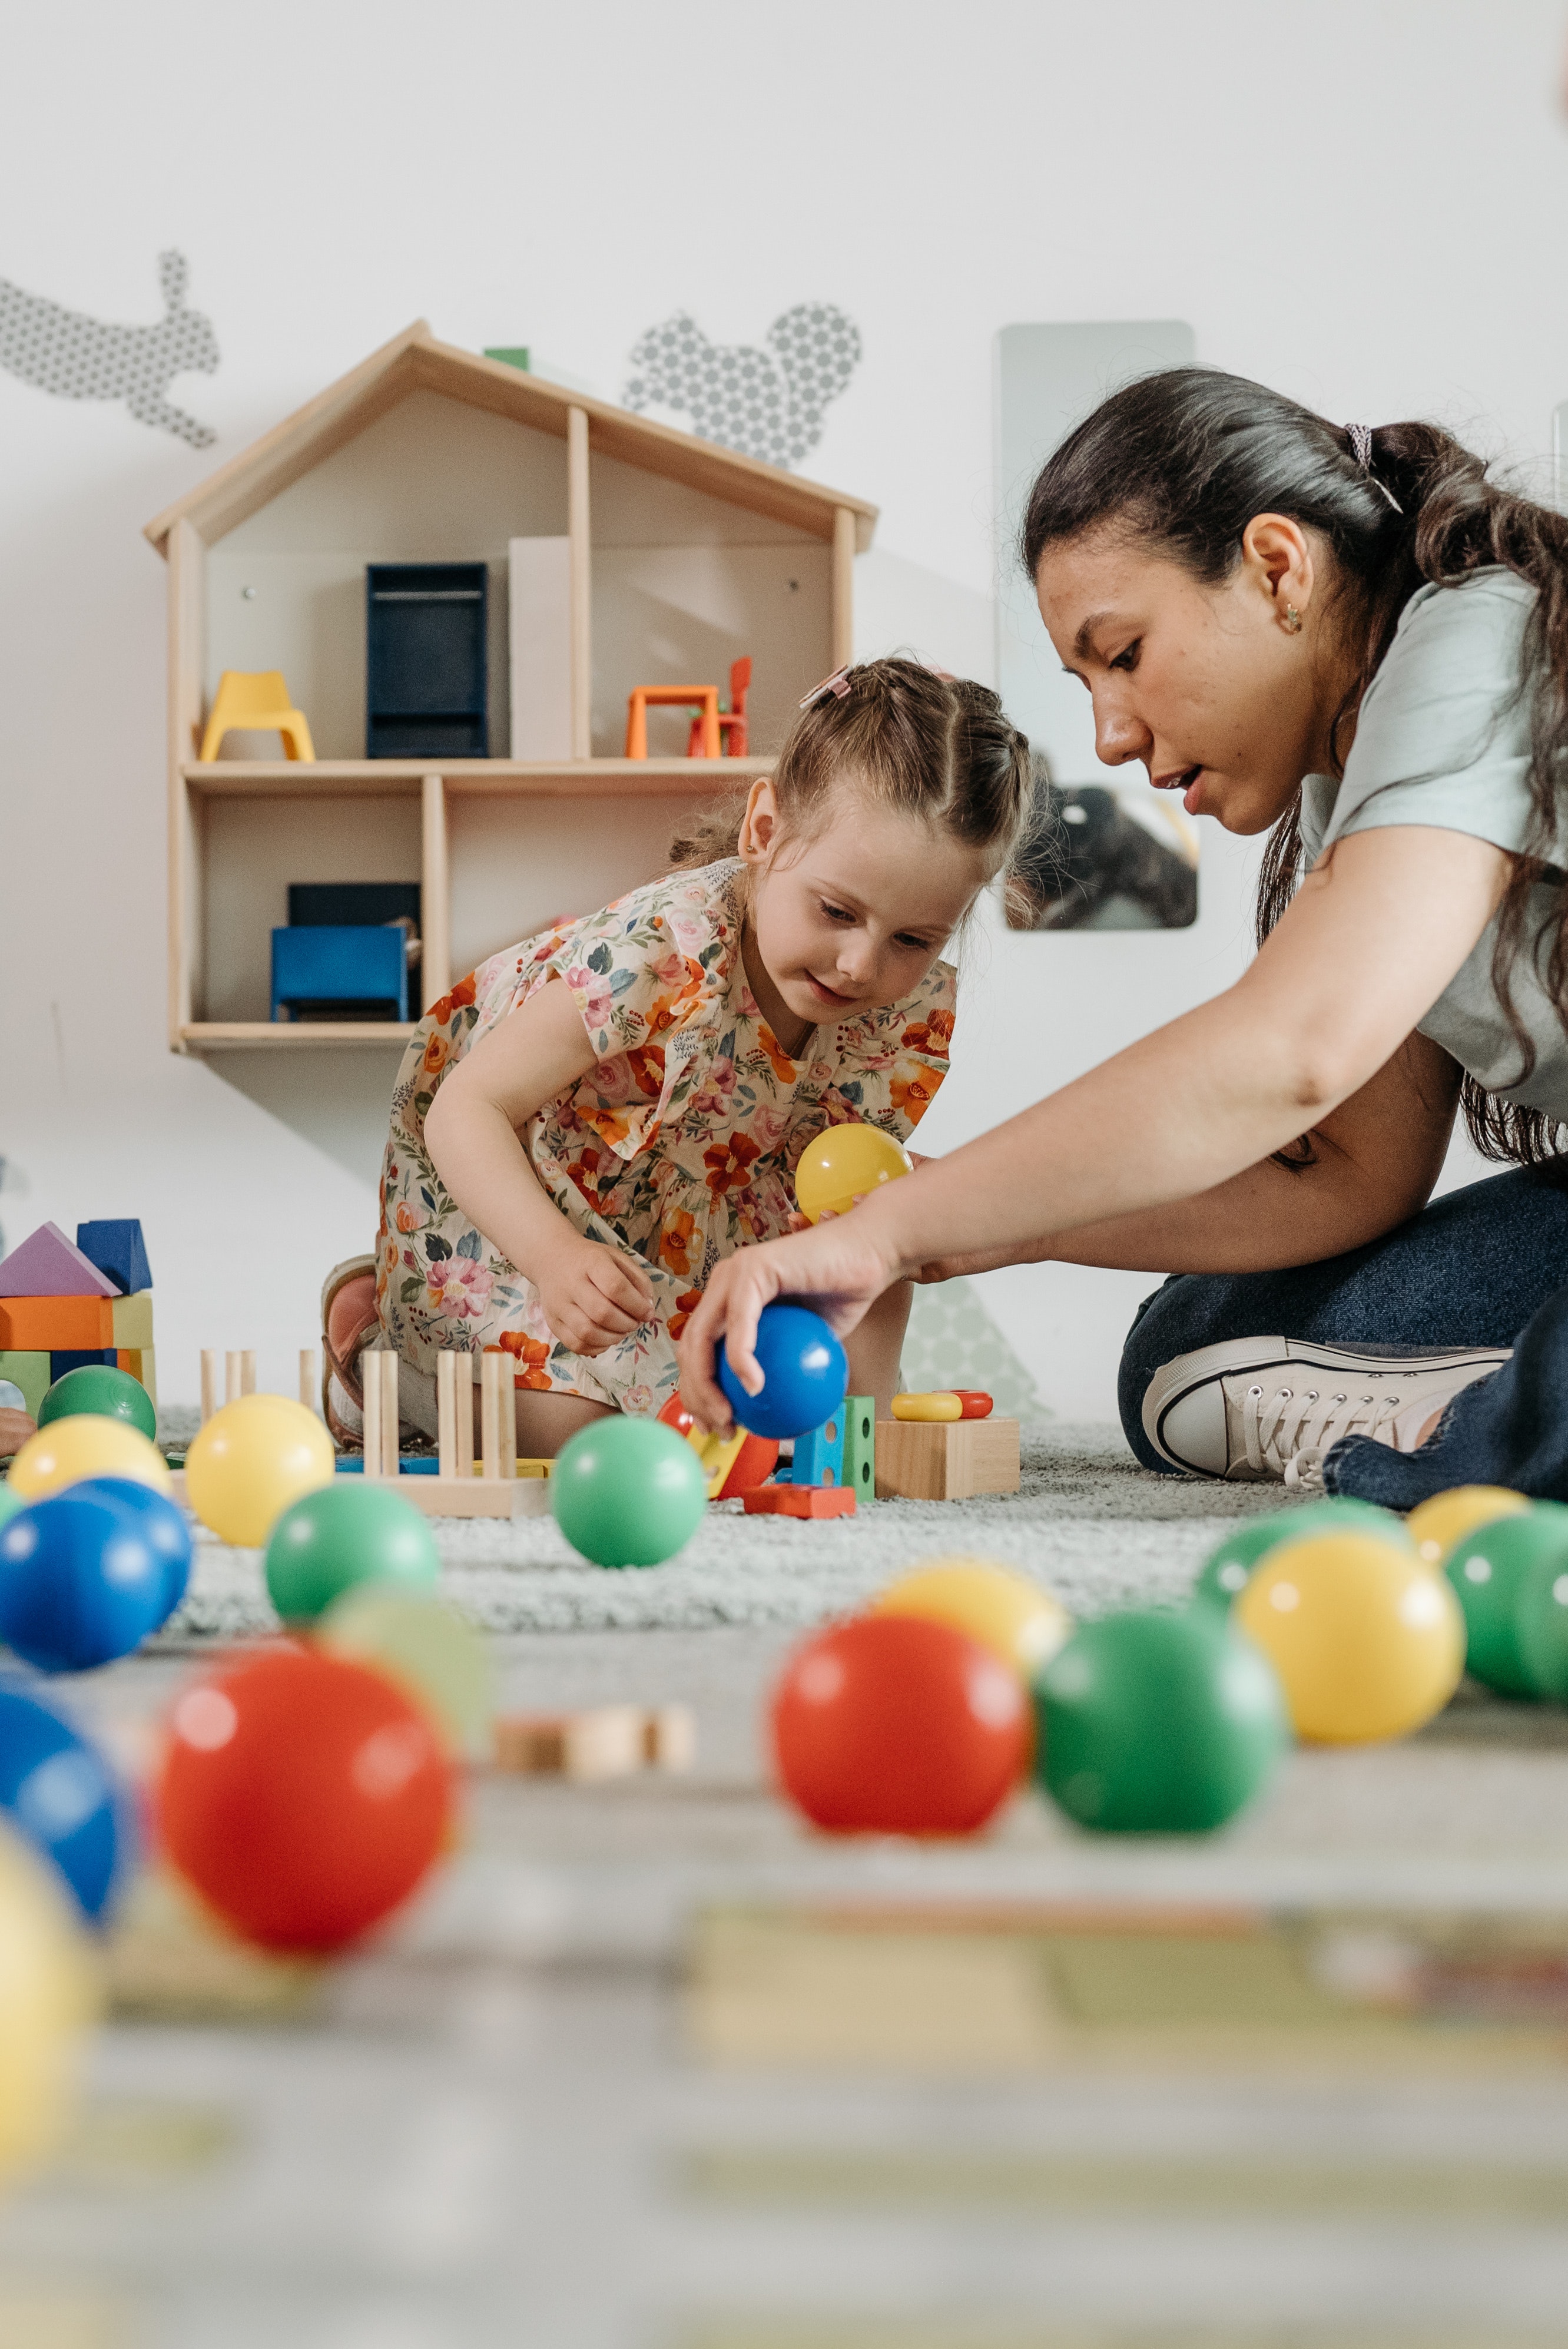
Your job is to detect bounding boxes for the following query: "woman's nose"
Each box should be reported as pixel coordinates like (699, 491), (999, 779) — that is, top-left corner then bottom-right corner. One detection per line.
(1094, 695), (1150, 768)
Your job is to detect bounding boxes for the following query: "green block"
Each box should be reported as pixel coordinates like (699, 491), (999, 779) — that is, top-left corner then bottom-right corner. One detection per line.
(483, 345), (530, 371)
(111, 1291), (154, 1349)
(0, 1351), (49, 1419)
(841, 1394), (876, 1502)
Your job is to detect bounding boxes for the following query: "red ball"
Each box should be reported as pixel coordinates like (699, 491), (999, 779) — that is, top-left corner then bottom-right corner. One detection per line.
(156, 1648), (452, 1952)
(771, 1614), (1030, 1835)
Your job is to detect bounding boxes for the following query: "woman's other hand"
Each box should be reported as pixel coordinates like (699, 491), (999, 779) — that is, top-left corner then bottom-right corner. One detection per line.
(535, 1240), (656, 1357)
(677, 1219), (900, 1430)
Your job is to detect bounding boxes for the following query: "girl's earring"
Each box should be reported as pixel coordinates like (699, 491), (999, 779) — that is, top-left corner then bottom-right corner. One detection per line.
(1282, 603), (1303, 635)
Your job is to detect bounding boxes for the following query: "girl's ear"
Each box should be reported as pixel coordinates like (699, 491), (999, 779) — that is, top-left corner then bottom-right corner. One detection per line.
(737, 777), (781, 867)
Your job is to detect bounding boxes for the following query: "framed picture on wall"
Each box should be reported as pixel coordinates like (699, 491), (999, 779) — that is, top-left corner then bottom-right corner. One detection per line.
(1006, 757), (1198, 932)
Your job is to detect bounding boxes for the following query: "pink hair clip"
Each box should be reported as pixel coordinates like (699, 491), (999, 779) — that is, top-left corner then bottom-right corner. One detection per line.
(798, 665), (853, 710)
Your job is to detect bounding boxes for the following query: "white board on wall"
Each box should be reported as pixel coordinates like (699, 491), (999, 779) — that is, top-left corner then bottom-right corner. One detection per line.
(509, 536), (572, 760)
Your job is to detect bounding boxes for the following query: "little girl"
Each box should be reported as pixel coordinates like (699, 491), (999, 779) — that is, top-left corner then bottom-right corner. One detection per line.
(369, 658), (1030, 1456)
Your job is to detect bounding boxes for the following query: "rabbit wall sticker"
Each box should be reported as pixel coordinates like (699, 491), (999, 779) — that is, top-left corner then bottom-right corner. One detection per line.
(623, 302), (860, 470)
(0, 250), (219, 448)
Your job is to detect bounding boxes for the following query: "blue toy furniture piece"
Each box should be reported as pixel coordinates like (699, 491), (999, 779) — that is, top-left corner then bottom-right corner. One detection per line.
(270, 926), (410, 1023)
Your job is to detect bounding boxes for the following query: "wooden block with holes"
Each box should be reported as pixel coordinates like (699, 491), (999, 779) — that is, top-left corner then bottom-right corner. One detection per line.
(874, 1417), (1020, 1501)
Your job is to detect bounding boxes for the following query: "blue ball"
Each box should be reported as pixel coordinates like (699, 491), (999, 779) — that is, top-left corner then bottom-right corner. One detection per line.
(71, 1476), (192, 1621)
(715, 1301), (849, 1440)
(0, 1681), (131, 1922)
(0, 1487), (171, 1671)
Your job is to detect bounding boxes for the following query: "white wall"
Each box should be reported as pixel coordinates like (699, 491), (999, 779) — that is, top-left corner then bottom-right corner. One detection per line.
(1, 0), (1561, 1411)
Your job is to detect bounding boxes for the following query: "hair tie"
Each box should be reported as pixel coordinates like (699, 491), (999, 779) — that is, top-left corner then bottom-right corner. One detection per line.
(799, 665), (852, 710)
(1345, 422), (1404, 515)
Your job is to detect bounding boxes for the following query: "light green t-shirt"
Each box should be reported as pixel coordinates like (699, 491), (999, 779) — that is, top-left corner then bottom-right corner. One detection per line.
(1299, 568), (1568, 1118)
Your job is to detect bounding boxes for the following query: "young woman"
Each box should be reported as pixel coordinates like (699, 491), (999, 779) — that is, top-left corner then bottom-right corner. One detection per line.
(680, 367), (1568, 1505)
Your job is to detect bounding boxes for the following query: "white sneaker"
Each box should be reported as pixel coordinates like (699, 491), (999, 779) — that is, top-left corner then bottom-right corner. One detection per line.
(1142, 1337), (1512, 1488)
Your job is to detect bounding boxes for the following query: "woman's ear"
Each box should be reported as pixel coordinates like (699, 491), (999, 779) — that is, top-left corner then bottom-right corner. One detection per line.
(737, 777), (781, 866)
(1241, 512), (1317, 625)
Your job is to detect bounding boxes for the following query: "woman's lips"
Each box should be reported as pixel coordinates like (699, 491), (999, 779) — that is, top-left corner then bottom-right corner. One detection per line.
(1153, 764), (1205, 813)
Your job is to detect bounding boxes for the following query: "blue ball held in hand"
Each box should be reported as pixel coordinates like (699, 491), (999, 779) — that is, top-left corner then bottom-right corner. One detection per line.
(716, 1301), (848, 1440)
(0, 1483), (187, 1672)
(0, 1682), (131, 1921)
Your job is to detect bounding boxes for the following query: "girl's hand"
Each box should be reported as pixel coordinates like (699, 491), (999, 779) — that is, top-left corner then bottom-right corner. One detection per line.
(536, 1240), (656, 1357)
(678, 1220), (900, 1430)
(0, 1408), (36, 1459)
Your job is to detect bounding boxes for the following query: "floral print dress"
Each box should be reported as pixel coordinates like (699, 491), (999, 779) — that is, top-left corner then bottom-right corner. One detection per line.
(377, 859), (956, 1414)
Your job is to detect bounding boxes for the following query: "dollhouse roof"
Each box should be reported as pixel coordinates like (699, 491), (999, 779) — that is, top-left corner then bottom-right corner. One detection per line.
(142, 319), (878, 555)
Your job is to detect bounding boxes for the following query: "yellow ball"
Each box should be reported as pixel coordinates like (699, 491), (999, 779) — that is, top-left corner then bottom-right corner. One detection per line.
(317, 1589), (493, 1762)
(185, 1394), (335, 1548)
(0, 1820), (98, 2182)
(1405, 1485), (1530, 1569)
(870, 1557), (1072, 1677)
(7, 1416), (171, 1503)
(795, 1125), (913, 1224)
(1235, 1532), (1464, 1745)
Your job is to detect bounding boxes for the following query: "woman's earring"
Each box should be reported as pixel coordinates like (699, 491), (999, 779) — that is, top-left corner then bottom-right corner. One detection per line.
(1282, 603), (1303, 635)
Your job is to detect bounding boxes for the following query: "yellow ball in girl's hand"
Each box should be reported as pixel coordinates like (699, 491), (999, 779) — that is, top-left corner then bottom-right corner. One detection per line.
(795, 1124), (913, 1223)
(7, 1416), (171, 1503)
(1404, 1485), (1530, 1569)
(871, 1558), (1072, 1678)
(184, 1394), (335, 1548)
(1235, 1531), (1465, 1745)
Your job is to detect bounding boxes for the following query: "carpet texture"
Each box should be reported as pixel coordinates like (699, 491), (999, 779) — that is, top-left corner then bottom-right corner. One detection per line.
(158, 1423), (1306, 1644)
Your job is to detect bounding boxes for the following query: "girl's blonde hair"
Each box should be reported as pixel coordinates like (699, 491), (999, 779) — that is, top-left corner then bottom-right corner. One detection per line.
(668, 656), (1032, 877)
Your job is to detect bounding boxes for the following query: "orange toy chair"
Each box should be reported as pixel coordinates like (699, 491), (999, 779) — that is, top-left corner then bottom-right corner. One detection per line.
(687, 657), (751, 758)
(625, 683), (720, 760)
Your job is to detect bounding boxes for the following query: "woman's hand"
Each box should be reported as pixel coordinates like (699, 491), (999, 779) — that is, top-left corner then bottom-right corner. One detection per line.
(678, 1217), (901, 1430)
(0, 1408), (36, 1458)
(535, 1238), (656, 1356)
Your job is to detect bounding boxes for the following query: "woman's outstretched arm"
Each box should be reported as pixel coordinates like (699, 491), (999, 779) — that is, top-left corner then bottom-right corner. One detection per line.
(678, 825), (1508, 1424)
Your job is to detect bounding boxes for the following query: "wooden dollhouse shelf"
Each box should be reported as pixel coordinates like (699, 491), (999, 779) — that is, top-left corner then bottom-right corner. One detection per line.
(180, 1022), (418, 1049)
(181, 757), (770, 800)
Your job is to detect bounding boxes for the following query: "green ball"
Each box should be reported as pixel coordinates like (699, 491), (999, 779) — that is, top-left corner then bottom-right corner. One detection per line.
(264, 1479), (440, 1623)
(1035, 1608), (1289, 1834)
(0, 1485), (20, 1530)
(1194, 1497), (1413, 1609)
(1501, 1505), (1568, 1699)
(552, 1416), (708, 1568)
(1444, 1503), (1568, 1697)
(37, 1364), (157, 1443)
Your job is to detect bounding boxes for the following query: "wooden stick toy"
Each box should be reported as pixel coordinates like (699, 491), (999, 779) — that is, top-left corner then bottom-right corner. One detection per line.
(493, 1703), (696, 1782)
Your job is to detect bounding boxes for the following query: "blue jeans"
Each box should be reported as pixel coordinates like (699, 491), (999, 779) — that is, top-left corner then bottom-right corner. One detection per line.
(1117, 1170), (1568, 1505)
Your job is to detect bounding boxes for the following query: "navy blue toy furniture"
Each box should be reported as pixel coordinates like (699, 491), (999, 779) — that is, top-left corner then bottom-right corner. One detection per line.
(270, 927), (409, 1023)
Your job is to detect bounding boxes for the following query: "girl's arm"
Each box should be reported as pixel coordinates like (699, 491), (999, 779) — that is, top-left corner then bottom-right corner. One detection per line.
(423, 979), (656, 1356)
(679, 826), (1510, 1419)
(919, 1026), (1460, 1279)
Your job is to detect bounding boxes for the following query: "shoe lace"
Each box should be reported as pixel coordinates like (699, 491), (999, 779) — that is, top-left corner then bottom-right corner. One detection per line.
(1239, 1379), (1406, 1486)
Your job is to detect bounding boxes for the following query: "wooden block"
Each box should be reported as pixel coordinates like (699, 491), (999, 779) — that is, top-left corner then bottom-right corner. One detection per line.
(742, 1483), (857, 1518)
(75, 1218), (152, 1297)
(360, 1472), (541, 1518)
(50, 1347), (118, 1380)
(874, 1418), (1020, 1501)
(0, 1221), (118, 1298)
(791, 1409), (846, 1487)
(0, 1296), (114, 1350)
(116, 1346), (159, 1405)
(841, 1394), (876, 1502)
(645, 1704), (697, 1771)
(111, 1291), (154, 1349)
(0, 1351), (49, 1419)
(494, 1704), (646, 1781)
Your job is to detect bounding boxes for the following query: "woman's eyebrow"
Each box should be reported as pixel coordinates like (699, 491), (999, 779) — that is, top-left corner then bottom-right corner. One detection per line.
(1073, 608), (1119, 660)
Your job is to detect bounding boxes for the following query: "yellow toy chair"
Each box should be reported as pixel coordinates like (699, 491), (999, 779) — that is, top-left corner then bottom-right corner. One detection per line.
(199, 671), (316, 763)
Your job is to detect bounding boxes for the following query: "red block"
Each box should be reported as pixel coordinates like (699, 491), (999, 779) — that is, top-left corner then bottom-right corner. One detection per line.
(743, 1484), (857, 1519)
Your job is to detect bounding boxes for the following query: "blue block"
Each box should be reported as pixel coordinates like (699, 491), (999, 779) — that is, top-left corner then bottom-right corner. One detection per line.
(75, 1221), (152, 1297)
(270, 926), (409, 1022)
(50, 1349), (117, 1381)
(335, 1454), (436, 1475)
(791, 1407), (847, 1490)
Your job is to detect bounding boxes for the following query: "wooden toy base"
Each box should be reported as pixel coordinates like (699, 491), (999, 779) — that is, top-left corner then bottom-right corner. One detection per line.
(874, 1417), (1020, 1501)
(742, 1484), (857, 1519)
(364, 1473), (549, 1518)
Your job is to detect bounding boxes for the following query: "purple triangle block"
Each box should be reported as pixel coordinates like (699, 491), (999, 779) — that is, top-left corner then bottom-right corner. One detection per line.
(0, 1221), (119, 1298)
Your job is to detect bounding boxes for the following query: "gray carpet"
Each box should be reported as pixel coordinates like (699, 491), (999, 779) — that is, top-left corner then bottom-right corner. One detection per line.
(158, 1422), (1304, 1642)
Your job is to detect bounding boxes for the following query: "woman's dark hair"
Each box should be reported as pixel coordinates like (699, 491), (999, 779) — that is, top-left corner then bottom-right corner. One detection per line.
(669, 655), (1031, 884)
(1021, 366), (1568, 1172)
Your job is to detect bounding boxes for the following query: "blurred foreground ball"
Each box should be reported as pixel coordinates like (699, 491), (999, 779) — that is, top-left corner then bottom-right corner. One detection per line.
(37, 1364), (157, 1444)
(871, 1558), (1070, 1678)
(157, 1648), (452, 1953)
(552, 1416), (708, 1568)
(0, 1819), (98, 2181)
(0, 1486), (173, 1671)
(716, 1302), (848, 1441)
(1444, 1503), (1568, 1698)
(7, 1417), (170, 1505)
(1195, 1497), (1413, 1610)
(265, 1480), (439, 1623)
(318, 1588), (493, 1761)
(794, 1124), (913, 1224)
(1236, 1533), (1464, 1744)
(0, 1682), (131, 1923)
(1405, 1485), (1529, 1569)
(773, 1614), (1030, 1835)
(184, 1394), (334, 1547)
(1036, 1609), (1288, 1834)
